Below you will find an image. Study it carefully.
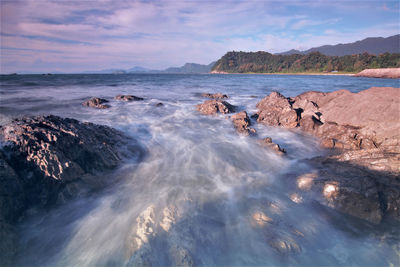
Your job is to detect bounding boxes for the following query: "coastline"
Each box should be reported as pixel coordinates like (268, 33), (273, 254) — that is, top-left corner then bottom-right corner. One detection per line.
(210, 71), (355, 76)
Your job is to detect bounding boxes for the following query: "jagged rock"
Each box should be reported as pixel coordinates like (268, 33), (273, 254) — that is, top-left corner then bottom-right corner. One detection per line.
(82, 97), (110, 109)
(201, 93), (228, 99)
(257, 87), (400, 223)
(196, 100), (235, 115)
(260, 137), (286, 155)
(0, 115), (141, 211)
(256, 92), (298, 128)
(115, 95), (144, 101)
(0, 115), (142, 266)
(231, 111), (256, 136)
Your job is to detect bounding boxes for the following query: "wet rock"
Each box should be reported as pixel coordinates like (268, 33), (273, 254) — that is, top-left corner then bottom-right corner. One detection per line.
(231, 111), (256, 136)
(115, 95), (144, 101)
(0, 115), (141, 209)
(260, 137), (286, 155)
(256, 87), (400, 223)
(0, 115), (141, 266)
(82, 97), (110, 109)
(155, 102), (164, 107)
(201, 93), (228, 99)
(196, 100), (235, 115)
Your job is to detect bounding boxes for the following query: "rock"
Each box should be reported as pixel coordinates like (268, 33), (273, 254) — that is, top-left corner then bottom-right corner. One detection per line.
(231, 111), (256, 135)
(354, 68), (400, 79)
(305, 156), (400, 224)
(196, 100), (235, 115)
(201, 93), (228, 99)
(0, 115), (143, 266)
(260, 137), (286, 155)
(0, 115), (141, 210)
(155, 102), (164, 107)
(257, 87), (400, 223)
(256, 92), (298, 128)
(115, 95), (144, 101)
(82, 97), (110, 109)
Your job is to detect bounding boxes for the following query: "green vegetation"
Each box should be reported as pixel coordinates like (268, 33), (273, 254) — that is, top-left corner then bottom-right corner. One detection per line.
(211, 51), (400, 73)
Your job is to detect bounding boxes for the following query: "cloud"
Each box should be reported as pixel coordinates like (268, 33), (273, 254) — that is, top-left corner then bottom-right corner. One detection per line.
(1, 0), (399, 73)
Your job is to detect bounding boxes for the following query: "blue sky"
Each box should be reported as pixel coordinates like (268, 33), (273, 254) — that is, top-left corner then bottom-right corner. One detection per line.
(1, 0), (399, 73)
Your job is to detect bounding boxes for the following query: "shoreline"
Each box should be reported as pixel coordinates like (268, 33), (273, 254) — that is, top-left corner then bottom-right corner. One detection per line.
(209, 71), (355, 76)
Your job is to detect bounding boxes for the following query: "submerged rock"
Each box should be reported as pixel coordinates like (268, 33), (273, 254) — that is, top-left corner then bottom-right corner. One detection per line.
(231, 111), (256, 136)
(196, 100), (236, 115)
(82, 97), (110, 109)
(115, 95), (144, 101)
(260, 137), (286, 155)
(201, 93), (228, 99)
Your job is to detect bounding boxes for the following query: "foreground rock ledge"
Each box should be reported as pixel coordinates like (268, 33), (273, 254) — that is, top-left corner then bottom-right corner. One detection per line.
(0, 115), (142, 265)
(257, 87), (400, 223)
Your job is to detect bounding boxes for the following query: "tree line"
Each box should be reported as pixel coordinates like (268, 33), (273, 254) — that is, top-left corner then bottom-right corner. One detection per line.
(211, 51), (400, 73)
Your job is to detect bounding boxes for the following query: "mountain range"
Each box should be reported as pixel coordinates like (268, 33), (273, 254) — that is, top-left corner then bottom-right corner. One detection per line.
(276, 34), (399, 56)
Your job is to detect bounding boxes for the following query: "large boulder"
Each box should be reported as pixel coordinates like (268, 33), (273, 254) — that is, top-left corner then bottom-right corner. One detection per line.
(256, 92), (298, 128)
(196, 100), (235, 115)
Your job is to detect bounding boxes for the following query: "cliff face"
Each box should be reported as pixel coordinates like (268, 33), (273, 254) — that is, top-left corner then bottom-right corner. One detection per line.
(211, 51), (400, 73)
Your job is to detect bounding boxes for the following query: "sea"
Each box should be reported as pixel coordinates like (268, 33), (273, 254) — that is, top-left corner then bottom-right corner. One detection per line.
(1, 73), (399, 266)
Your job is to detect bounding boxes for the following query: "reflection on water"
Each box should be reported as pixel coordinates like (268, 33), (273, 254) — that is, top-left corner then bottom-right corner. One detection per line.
(1, 74), (399, 266)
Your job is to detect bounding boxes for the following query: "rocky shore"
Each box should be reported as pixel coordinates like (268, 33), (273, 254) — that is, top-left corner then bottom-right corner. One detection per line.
(0, 115), (143, 265)
(196, 87), (399, 224)
(355, 68), (400, 79)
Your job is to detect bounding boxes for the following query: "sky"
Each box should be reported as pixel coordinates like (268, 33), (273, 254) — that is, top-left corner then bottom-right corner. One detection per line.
(0, 0), (399, 73)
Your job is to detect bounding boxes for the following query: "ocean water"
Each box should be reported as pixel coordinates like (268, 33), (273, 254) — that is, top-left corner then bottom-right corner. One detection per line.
(1, 74), (399, 266)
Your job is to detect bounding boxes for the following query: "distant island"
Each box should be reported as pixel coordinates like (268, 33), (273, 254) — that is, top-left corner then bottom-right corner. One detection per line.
(211, 51), (400, 74)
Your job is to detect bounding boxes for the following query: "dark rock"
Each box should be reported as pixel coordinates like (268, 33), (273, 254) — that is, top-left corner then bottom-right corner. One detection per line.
(260, 137), (286, 155)
(82, 97), (110, 109)
(196, 100), (235, 115)
(115, 95), (144, 101)
(0, 115), (142, 212)
(155, 102), (164, 107)
(0, 115), (143, 265)
(301, 156), (400, 224)
(201, 93), (228, 99)
(231, 111), (256, 136)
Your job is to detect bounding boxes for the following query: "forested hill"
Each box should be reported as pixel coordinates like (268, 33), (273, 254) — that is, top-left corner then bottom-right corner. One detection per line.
(211, 51), (400, 73)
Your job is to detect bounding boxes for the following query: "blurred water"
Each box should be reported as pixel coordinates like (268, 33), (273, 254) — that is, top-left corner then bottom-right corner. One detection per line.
(0, 74), (399, 266)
